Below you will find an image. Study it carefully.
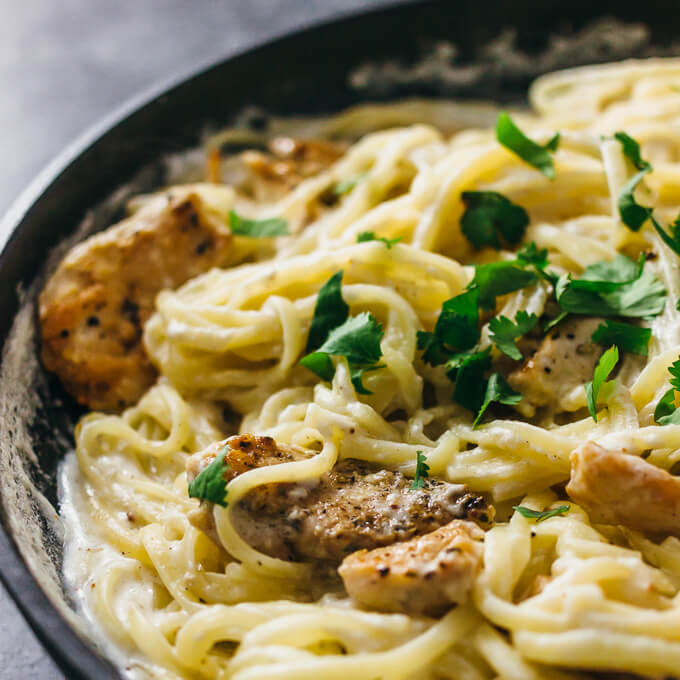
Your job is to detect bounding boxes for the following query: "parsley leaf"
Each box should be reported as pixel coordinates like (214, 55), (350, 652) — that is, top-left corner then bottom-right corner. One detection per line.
(585, 345), (619, 422)
(417, 289), (480, 366)
(306, 271), (350, 353)
(468, 261), (538, 310)
(516, 241), (549, 270)
(410, 451), (430, 490)
(350, 364), (385, 395)
(300, 312), (384, 386)
(614, 132), (651, 171)
(496, 113), (559, 180)
(513, 505), (570, 522)
(460, 191), (529, 250)
(188, 446), (229, 507)
(654, 358), (680, 425)
(618, 169), (653, 231)
(472, 372), (522, 428)
(556, 255), (666, 318)
(591, 320), (651, 356)
(489, 310), (538, 360)
(229, 210), (289, 237)
(314, 313), (383, 364)
(357, 231), (403, 249)
(613, 132), (653, 231)
(446, 348), (493, 413)
(516, 241), (557, 284)
(651, 214), (680, 258)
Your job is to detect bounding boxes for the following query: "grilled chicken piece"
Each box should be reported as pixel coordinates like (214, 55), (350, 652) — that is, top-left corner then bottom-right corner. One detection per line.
(339, 519), (484, 616)
(567, 441), (680, 535)
(508, 316), (604, 415)
(241, 137), (345, 201)
(187, 434), (494, 564)
(39, 190), (232, 410)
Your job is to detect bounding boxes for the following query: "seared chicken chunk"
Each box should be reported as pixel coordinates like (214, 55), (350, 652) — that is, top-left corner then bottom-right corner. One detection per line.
(339, 519), (484, 616)
(241, 137), (345, 201)
(39, 191), (232, 410)
(508, 316), (604, 415)
(187, 434), (493, 564)
(567, 441), (680, 535)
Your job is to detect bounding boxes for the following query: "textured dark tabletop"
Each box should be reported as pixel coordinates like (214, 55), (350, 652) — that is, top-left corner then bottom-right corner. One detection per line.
(0, 0), (389, 676)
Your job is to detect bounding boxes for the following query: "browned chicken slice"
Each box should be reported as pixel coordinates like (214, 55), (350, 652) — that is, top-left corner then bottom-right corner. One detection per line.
(508, 316), (605, 414)
(240, 137), (346, 201)
(187, 434), (494, 564)
(338, 519), (484, 616)
(567, 441), (680, 535)
(39, 190), (232, 410)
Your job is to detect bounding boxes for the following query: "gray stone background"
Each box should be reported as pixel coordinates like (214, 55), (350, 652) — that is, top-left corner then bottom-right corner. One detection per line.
(0, 0), (389, 676)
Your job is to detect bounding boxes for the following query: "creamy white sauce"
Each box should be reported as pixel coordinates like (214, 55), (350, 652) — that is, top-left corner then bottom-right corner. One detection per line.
(59, 453), (150, 679)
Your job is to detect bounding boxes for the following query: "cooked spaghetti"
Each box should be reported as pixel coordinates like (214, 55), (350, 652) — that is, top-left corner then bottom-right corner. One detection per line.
(53, 58), (680, 679)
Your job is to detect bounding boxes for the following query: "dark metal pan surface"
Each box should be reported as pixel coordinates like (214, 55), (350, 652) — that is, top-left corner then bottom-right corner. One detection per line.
(0, 1), (678, 676)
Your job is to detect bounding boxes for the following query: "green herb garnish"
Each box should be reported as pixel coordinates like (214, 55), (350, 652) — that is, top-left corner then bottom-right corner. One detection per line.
(446, 348), (493, 414)
(460, 191), (529, 250)
(591, 320), (651, 356)
(489, 310), (539, 360)
(188, 447), (229, 507)
(306, 271), (349, 353)
(585, 345), (619, 422)
(410, 451), (430, 490)
(496, 113), (559, 179)
(654, 358), (680, 425)
(357, 231), (403, 249)
(229, 210), (289, 237)
(417, 289), (480, 367)
(301, 312), (384, 388)
(613, 132), (653, 231)
(555, 255), (666, 318)
(651, 214), (680, 258)
(513, 505), (570, 522)
(468, 261), (538, 310)
(472, 372), (522, 428)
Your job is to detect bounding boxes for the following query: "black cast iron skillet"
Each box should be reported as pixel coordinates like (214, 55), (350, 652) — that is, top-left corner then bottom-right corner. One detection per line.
(0, 0), (677, 677)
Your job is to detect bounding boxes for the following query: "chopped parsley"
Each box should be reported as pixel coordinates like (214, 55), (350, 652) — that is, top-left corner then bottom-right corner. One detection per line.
(349, 363), (385, 395)
(489, 310), (538, 361)
(555, 255), (666, 318)
(613, 132), (653, 231)
(357, 231), (403, 249)
(229, 210), (289, 237)
(460, 191), (529, 250)
(468, 260), (538, 310)
(187, 446), (229, 507)
(472, 372), (522, 428)
(585, 345), (619, 422)
(446, 347), (492, 414)
(513, 505), (570, 522)
(410, 451), (430, 490)
(417, 289), (480, 367)
(654, 357), (680, 425)
(496, 113), (559, 179)
(651, 214), (680, 258)
(618, 169), (653, 231)
(305, 271), (349, 353)
(591, 320), (651, 356)
(614, 132), (650, 171)
(300, 312), (384, 391)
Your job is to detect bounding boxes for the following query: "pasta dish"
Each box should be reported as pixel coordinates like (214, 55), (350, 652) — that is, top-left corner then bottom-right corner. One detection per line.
(42, 58), (680, 679)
